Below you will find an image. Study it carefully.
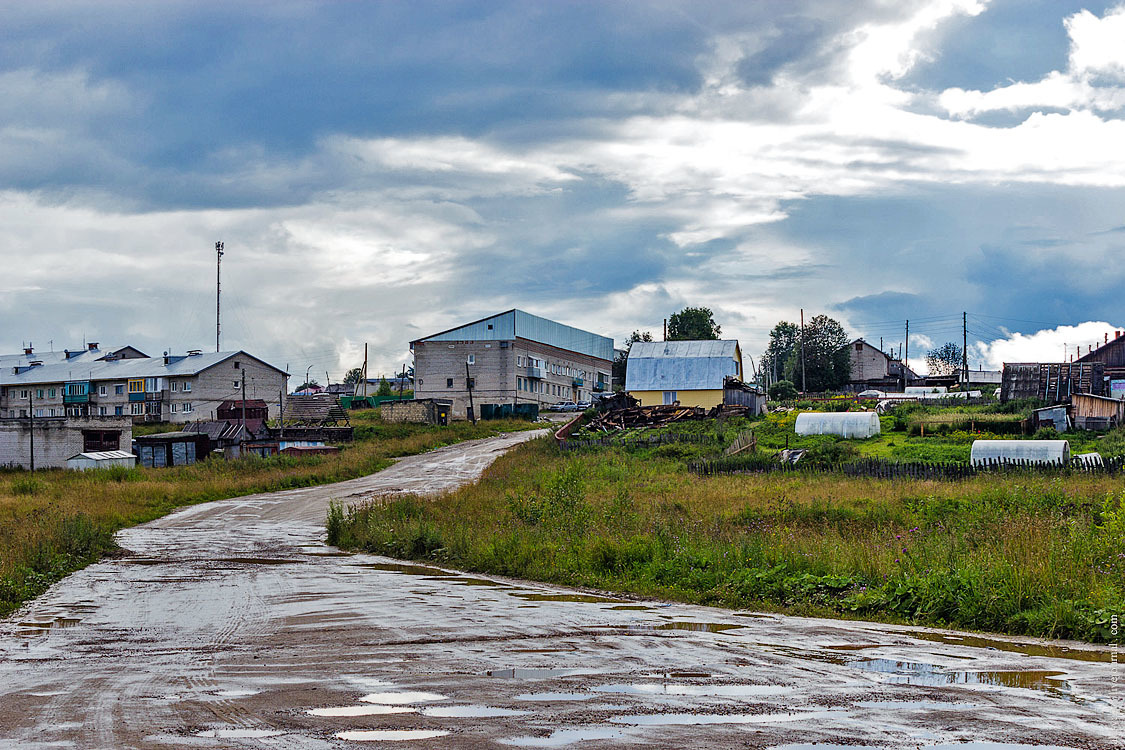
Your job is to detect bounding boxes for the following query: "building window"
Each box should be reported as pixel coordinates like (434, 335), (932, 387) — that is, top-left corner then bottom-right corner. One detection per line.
(128, 379), (144, 394)
(662, 391), (678, 405)
(36, 389), (44, 399)
(233, 361), (240, 369)
(115, 406), (123, 416)
(182, 381), (192, 392)
(49, 408), (56, 417)
(145, 377), (158, 392)
(35, 408), (45, 417)
(183, 402), (193, 413)
(234, 381), (241, 389)
(99, 385), (107, 396)
(446, 378), (454, 388)
(131, 402), (144, 415)
(20, 390), (28, 399)
(115, 384), (125, 395)
(48, 388), (56, 398)
(170, 403), (179, 413)
(467, 354), (476, 365)
(171, 381), (179, 392)
(99, 406), (107, 416)
(467, 378), (475, 389)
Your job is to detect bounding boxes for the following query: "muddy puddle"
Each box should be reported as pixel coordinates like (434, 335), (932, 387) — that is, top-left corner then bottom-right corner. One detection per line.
(593, 682), (788, 698)
(486, 668), (590, 679)
(336, 729), (449, 742)
(894, 629), (1117, 663)
(499, 728), (625, 746)
(308, 705), (415, 717)
(609, 710), (841, 726)
(218, 557), (298, 565)
(655, 622), (744, 634)
(515, 692), (592, 702)
(607, 605), (651, 611)
(847, 657), (1071, 695)
(421, 705), (528, 718)
(352, 562), (450, 576)
(509, 592), (626, 604)
(196, 728), (285, 738)
(360, 691), (448, 704)
(17, 617), (81, 630)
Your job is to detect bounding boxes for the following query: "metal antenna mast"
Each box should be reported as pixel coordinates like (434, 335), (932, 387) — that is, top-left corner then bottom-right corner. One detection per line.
(215, 241), (224, 352)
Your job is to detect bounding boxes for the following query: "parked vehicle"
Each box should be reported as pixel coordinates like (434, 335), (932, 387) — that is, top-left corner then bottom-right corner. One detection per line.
(549, 400), (579, 412)
(575, 400), (592, 411)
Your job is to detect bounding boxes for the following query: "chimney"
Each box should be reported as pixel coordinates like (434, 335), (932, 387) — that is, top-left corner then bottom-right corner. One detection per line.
(23, 347), (32, 356)
(88, 342), (98, 351)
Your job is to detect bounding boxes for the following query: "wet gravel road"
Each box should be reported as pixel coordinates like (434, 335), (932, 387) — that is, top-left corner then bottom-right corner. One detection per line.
(1, 431), (1123, 749)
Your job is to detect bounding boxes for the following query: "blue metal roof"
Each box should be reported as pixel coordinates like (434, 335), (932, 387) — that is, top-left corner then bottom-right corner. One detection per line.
(414, 309), (613, 361)
(625, 340), (742, 391)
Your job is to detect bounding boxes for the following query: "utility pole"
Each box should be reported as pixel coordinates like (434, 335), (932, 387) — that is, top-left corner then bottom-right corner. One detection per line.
(278, 385), (284, 444)
(362, 343), (369, 398)
(465, 360), (476, 424)
(27, 389), (34, 472)
(215, 241), (224, 352)
(904, 320), (909, 374)
(962, 311), (968, 387)
(240, 369), (247, 445)
(799, 308), (807, 393)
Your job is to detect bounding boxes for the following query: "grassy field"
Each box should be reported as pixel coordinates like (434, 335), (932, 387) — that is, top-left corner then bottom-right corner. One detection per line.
(330, 431), (1125, 643)
(0, 411), (538, 616)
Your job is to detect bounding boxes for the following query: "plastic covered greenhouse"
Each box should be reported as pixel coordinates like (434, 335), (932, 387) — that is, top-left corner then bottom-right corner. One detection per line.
(970, 440), (1070, 466)
(794, 411), (881, 439)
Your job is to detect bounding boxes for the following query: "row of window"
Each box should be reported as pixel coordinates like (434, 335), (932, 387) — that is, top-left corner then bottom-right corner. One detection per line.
(515, 356), (588, 380)
(9, 380), (192, 400)
(16, 402), (195, 418)
(516, 377), (574, 398)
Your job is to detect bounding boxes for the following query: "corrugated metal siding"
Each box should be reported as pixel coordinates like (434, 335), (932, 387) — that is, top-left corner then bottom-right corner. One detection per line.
(625, 340), (741, 392)
(418, 310), (613, 361)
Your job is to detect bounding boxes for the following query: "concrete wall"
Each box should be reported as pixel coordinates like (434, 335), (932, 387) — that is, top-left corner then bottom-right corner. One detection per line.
(0, 416), (133, 469)
(630, 389), (724, 408)
(381, 400), (450, 424)
(414, 338), (611, 419)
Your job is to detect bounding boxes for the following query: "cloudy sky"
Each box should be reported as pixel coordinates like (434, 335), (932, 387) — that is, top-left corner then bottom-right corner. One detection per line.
(1, 0), (1124, 379)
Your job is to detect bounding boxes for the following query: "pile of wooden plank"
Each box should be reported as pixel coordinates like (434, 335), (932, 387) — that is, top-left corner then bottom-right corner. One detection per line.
(586, 404), (706, 431)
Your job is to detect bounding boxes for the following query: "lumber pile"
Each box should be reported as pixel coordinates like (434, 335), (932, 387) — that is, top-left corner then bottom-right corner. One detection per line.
(586, 404), (706, 431)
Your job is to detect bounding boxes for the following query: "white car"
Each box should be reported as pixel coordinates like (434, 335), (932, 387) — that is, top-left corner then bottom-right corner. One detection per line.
(549, 400), (579, 412)
(575, 401), (592, 411)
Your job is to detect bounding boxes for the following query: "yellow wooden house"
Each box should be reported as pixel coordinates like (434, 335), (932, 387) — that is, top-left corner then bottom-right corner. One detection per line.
(625, 340), (743, 408)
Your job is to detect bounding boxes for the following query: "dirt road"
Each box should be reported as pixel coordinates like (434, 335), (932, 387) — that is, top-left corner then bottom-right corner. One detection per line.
(1, 431), (1123, 749)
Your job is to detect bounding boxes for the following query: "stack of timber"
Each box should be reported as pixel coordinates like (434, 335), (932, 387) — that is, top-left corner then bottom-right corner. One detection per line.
(284, 395), (351, 426)
(586, 404), (705, 431)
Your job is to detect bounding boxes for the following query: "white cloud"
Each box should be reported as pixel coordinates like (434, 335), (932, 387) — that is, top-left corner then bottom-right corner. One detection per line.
(974, 321), (1125, 369)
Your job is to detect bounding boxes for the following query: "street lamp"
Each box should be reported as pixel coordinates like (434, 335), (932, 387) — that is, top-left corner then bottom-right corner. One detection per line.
(305, 364), (313, 393)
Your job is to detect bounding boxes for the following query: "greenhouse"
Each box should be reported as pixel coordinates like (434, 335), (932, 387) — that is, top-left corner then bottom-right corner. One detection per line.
(970, 440), (1070, 466)
(794, 411), (881, 439)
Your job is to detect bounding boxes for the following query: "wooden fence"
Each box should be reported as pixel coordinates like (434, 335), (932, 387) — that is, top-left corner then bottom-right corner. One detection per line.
(690, 454), (1125, 480)
(560, 431), (719, 452)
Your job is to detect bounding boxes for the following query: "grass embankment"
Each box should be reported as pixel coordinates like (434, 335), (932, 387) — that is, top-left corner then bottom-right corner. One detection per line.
(330, 436), (1125, 643)
(0, 412), (538, 616)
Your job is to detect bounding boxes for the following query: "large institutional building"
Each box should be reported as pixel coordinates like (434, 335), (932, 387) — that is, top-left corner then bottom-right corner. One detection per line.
(411, 309), (613, 419)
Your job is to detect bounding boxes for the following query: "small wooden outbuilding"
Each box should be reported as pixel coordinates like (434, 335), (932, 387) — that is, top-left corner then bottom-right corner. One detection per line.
(1071, 393), (1125, 430)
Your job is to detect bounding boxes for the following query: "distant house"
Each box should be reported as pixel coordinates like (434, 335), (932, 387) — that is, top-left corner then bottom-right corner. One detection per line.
(625, 340), (743, 408)
(843, 339), (918, 391)
(411, 309), (613, 420)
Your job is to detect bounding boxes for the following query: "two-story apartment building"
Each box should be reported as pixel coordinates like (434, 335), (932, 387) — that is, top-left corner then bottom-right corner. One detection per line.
(411, 309), (613, 419)
(0, 348), (288, 424)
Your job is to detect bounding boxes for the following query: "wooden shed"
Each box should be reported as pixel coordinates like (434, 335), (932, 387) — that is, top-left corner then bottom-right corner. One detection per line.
(1071, 393), (1125, 430)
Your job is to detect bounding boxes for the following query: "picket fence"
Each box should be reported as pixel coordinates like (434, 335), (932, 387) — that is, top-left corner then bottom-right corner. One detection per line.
(690, 454), (1125, 480)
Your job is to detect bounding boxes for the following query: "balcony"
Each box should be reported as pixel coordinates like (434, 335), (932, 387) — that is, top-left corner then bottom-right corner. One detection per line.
(525, 367), (543, 379)
(573, 377), (584, 387)
(63, 381), (91, 404)
(593, 382), (606, 392)
(128, 392), (146, 402)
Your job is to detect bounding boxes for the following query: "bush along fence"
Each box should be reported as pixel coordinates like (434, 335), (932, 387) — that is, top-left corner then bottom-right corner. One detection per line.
(560, 431), (720, 452)
(690, 454), (1125, 480)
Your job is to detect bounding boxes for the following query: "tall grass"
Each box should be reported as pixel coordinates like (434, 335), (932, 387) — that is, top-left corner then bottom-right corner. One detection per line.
(0, 414), (538, 616)
(331, 437), (1125, 643)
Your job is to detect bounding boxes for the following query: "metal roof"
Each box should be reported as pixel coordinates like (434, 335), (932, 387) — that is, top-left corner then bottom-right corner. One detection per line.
(625, 340), (741, 392)
(0, 350), (287, 387)
(413, 309), (613, 361)
(67, 451), (135, 461)
(0, 345), (144, 370)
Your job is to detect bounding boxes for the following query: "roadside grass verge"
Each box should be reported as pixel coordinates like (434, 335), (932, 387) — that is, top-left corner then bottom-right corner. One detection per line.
(0, 413), (538, 617)
(330, 437), (1125, 643)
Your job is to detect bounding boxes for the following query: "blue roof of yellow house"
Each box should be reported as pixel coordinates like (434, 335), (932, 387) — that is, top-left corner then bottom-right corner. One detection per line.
(625, 340), (742, 392)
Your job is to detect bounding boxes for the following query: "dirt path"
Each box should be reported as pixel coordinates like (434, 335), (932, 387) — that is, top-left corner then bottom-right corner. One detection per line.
(1, 430), (1122, 749)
